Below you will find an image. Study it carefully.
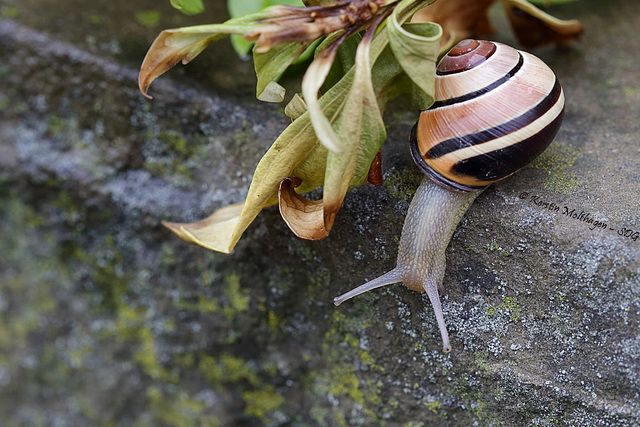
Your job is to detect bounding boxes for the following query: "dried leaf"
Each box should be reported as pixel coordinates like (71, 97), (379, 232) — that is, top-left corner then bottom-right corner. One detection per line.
(161, 202), (245, 253)
(278, 178), (329, 240)
(501, 0), (584, 49)
(139, 3), (372, 101)
(138, 10), (274, 98)
(284, 93), (308, 120)
(303, 0), (340, 5)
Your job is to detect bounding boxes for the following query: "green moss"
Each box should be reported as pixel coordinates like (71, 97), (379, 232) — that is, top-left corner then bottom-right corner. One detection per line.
(199, 353), (260, 389)
(52, 190), (83, 223)
(486, 297), (522, 322)
(88, 14), (104, 24)
(145, 386), (220, 427)
(424, 399), (443, 415)
(0, 94), (9, 112)
(222, 272), (250, 320)
(485, 239), (512, 257)
(328, 365), (364, 404)
(452, 376), (498, 426)
(474, 351), (492, 373)
(383, 167), (423, 201)
(143, 131), (209, 184)
(542, 171), (581, 194)
(307, 309), (386, 425)
(0, 195), (68, 368)
(242, 386), (286, 419)
(466, 244), (480, 253)
(266, 310), (286, 334)
(45, 115), (68, 136)
(134, 327), (178, 382)
(198, 353), (286, 423)
(530, 144), (582, 194)
(159, 131), (192, 155)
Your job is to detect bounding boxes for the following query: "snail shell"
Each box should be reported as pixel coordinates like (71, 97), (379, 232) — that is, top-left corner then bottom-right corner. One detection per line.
(334, 39), (566, 353)
(411, 39), (565, 192)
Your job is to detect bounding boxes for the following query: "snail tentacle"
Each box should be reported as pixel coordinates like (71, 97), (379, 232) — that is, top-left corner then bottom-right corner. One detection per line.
(333, 268), (404, 306)
(335, 177), (479, 352)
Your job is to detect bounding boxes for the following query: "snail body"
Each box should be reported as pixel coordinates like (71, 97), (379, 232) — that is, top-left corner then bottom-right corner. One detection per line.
(333, 39), (565, 352)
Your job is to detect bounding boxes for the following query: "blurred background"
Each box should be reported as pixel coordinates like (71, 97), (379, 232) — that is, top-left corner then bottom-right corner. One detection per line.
(1, 0), (639, 425)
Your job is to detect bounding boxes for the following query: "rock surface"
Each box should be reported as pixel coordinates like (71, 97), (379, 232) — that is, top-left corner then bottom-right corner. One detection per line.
(0, 0), (639, 425)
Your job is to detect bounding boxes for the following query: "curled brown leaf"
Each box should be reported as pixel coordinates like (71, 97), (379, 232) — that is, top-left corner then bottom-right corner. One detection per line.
(278, 178), (330, 240)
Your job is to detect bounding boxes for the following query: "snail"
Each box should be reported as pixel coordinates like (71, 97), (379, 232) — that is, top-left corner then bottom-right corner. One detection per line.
(333, 39), (565, 352)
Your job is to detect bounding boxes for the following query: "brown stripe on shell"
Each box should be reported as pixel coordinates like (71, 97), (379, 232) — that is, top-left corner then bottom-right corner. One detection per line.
(423, 86), (565, 189)
(411, 40), (565, 192)
(434, 42), (521, 104)
(417, 50), (557, 158)
(427, 79), (563, 159)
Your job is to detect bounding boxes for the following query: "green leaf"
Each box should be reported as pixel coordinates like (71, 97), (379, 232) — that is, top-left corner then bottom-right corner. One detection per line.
(254, 42), (312, 102)
(321, 34), (361, 93)
(170, 0), (205, 15)
(388, 0), (441, 110)
(301, 38), (346, 153)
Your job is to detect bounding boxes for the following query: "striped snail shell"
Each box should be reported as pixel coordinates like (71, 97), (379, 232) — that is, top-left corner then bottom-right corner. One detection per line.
(412, 39), (565, 193)
(334, 39), (565, 353)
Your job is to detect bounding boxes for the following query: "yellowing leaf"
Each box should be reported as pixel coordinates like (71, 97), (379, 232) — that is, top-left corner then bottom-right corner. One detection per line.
(388, 19), (441, 110)
(302, 33), (348, 153)
(162, 202), (245, 253)
(254, 41), (312, 102)
(321, 23), (386, 231)
(138, 10), (274, 98)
